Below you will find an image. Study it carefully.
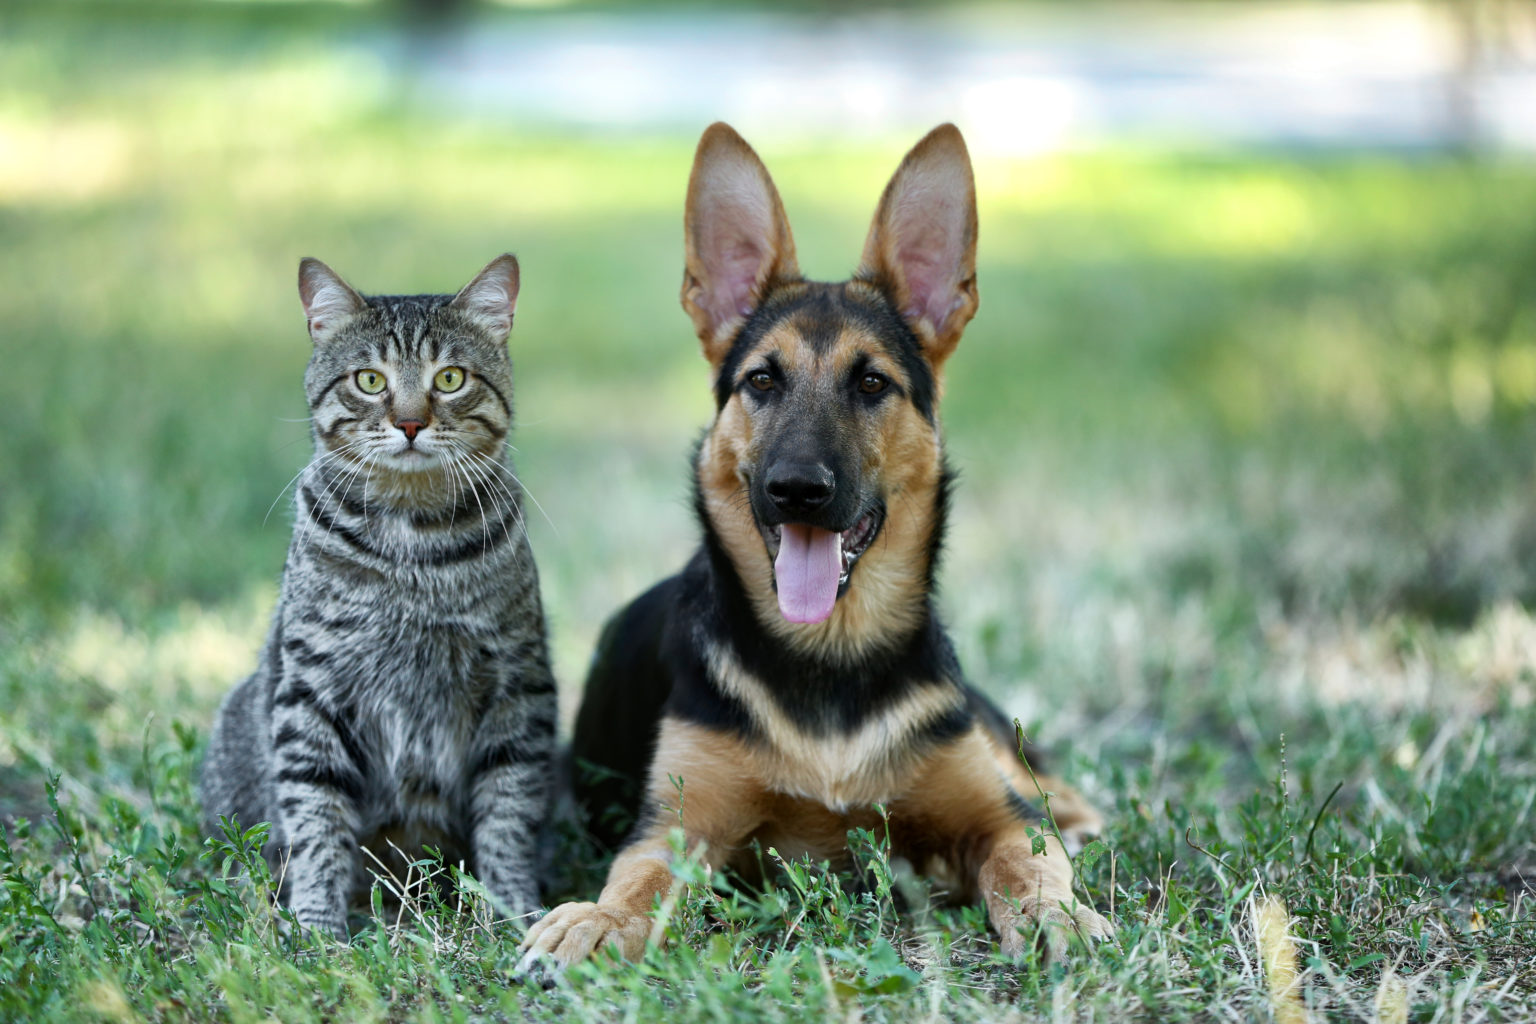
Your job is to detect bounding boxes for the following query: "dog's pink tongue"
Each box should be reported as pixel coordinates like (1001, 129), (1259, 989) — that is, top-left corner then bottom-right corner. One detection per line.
(774, 524), (842, 624)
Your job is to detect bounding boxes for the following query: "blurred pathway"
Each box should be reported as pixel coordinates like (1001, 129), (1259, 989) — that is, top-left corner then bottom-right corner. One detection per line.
(402, 1), (1536, 152)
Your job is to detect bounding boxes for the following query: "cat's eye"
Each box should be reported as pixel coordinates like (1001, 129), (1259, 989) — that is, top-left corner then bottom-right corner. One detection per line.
(858, 373), (888, 395)
(434, 367), (465, 393)
(355, 369), (387, 395)
(748, 371), (774, 392)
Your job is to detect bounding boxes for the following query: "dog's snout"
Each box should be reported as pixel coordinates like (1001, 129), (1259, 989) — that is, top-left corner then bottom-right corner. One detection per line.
(765, 462), (835, 516)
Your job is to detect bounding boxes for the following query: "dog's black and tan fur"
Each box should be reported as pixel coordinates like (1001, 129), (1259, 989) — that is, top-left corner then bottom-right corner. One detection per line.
(519, 123), (1112, 972)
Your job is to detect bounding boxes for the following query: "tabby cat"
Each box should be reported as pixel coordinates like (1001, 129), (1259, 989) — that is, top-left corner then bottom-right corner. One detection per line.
(200, 254), (556, 937)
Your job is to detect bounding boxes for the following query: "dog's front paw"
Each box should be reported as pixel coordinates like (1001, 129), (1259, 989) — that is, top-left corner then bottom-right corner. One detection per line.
(997, 894), (1114, 965)
(512, 901), (652, 982)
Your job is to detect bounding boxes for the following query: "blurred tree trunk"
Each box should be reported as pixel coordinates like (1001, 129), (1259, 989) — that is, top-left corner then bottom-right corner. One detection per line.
(397, 0), (471, 24)
(391, 0), (473, 101)
(1443, 0), (1536, 152)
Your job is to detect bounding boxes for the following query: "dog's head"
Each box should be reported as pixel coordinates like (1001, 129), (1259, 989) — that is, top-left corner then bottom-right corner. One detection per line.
(685, 123), (978, 648)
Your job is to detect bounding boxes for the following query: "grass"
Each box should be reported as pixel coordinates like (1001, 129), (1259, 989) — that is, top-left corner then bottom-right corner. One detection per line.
(2, 1), (1535, 1020)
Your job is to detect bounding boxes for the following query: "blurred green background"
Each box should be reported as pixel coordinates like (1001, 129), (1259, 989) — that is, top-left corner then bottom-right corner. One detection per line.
(2, 0), (1535, 815)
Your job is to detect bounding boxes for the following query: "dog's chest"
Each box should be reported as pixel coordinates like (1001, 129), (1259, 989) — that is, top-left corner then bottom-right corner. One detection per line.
(748, 712), (925, 813)
(706, 647), (963, 813)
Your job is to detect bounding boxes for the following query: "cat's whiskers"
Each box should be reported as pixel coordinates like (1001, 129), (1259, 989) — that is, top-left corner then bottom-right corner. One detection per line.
(485, 448), (552, 534)
(444, 443), (463, 531)
(447, 442), (520, 557)
(457, 461), (496, 559)
(454, 446), (529, 554)
(313, 444), (377, 547)
(360, 447), (379, 537)
(445, 443), (495, 559)
(265, 437), (373, 526)
(461, 448), (518, 550)
(315, 442), (372, 508)
(454, 428), (522, 467)
(439, 452), (470, 524)
(448, 440), (515, 510)
(273, 434), (315, 457)
(468, 445), (554, 538)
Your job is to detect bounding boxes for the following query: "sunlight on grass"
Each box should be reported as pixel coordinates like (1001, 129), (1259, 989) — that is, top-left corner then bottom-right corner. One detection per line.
(983, 159), (1321, 258)
(54, 592), (271, 706)
(1456, 602), (1536, 699)
(0, 115), (135, 204)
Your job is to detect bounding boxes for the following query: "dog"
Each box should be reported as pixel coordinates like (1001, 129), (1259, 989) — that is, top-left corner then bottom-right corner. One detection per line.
(518, 122), (1112, 975)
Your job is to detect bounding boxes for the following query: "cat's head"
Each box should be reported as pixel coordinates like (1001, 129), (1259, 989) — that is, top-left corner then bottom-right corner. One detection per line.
(296, 255), (520, 481)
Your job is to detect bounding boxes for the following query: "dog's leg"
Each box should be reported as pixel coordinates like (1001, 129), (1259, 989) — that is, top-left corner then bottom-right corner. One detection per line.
(1003, 765), (1105, 853)
(975, 827), (1112, 962)
(978, 717), (1105, 852)
(515, 719), (764, 976)
(514, 830), (677, 973)
(899, 727), (1113, 964)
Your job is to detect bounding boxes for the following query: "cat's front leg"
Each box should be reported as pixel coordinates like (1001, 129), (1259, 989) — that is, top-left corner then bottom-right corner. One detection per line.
(466, 700), (555, 922)
(270, 686), (366, 939)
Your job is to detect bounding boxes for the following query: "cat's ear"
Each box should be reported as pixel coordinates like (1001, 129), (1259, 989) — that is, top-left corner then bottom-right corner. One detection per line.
(858, 124), (979, 370)
(298, 258), (367, 345)
(682, 122), (800, 367)
(450, 254), (520, 344)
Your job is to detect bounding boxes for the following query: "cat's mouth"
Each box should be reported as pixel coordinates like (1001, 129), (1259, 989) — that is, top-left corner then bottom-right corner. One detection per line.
(382, 436), (440, 469)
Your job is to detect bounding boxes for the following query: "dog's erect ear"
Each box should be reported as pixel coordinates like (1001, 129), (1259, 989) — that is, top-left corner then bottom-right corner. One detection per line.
(298, 258), (367, 345)
(682, 123), (801, 366)
(450, 253), (520, 344)
(859, 124), (979, 369)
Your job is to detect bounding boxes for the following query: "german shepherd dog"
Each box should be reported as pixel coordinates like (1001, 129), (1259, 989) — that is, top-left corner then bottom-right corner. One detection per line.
(518, 123), (1112, 974)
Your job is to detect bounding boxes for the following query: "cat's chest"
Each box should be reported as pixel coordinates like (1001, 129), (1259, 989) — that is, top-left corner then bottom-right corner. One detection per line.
(300, 508), (525, 615)
(360, 515), (521, 591)
(348, 699), (476, 834)
(368, 698), (474, 785)
(339, 616), (499, 715)
(282, 606), (500, 745)
(344, 646), (487, 794)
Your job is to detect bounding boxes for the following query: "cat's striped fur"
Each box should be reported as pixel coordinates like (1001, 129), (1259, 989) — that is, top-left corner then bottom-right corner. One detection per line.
(200, 254), (556, 937)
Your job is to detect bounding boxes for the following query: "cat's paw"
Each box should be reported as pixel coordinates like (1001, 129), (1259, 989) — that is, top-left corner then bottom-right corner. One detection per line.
(282, 911), (349, 946)
(480, 879), (542, 926)
(511, 901), (651, 982)
(996, 893), (1114, 965)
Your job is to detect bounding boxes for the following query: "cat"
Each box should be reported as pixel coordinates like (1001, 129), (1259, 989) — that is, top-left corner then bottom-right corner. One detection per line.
(200, 254), (556, 938)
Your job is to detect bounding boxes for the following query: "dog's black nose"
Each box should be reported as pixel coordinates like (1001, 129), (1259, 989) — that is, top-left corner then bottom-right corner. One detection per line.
(765, 462), (835, 515)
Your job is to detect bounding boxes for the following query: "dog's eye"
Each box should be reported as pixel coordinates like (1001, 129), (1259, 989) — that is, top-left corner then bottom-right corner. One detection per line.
(748, 371), (774, 392)
(858, 373), (888, 395)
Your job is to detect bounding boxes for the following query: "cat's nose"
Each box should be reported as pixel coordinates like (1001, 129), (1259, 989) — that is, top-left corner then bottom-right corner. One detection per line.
(396, 419), (425, 441)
